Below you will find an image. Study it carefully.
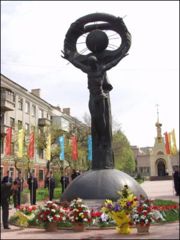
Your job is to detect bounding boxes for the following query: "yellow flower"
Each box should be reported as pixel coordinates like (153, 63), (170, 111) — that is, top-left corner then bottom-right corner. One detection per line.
(15, 211), (34, 227)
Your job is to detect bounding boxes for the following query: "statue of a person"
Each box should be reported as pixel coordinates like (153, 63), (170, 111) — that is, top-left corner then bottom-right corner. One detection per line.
(62, 13), (131, 169)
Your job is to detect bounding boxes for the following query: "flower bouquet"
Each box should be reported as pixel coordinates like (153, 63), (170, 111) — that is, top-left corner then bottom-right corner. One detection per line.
(15, 205), (37, 228)
(16, 205), (37, 215)
(131, 195), (165, 234)
(36, 201), (67, 231)
(68, 198), (92, 231)
(101, 185), (137, 234)
(91, 210), (112, 227)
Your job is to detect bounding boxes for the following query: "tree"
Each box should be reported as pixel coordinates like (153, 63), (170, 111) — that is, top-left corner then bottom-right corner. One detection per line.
(36, 123), (90, 175)
(112, 129), (135, 174)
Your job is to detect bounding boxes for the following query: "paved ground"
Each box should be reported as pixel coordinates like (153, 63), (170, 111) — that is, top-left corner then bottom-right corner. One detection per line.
(1, 180), (179, 239)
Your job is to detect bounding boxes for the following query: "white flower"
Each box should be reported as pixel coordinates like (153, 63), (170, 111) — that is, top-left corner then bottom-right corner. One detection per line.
(76, 198), (82, 204)
(51, 209), (56, 213)
(133, 214), (139, 219)
(145, 219), (149, 224)
(153, 210), (166, 221)
(101, 213), (109, 222)
(52, 203), (58, 208)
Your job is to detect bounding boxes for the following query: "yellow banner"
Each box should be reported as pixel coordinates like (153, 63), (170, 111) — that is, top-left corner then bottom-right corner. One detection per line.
(171, 129), (177, 155)
(45, 134), (51, 160)
(17, 129), (24, 158)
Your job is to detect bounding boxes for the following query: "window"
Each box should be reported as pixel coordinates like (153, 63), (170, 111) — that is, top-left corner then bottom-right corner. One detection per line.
(9, 167), (14, 178)
(25, 101), (30, 114)
(38, 149), (44, 159)
(25, 123), (30, 132)
(10, 117), (15, 128)
(18, 120), (23, 130)
(18, 98), (23, 110)
(32, 105), (36, 117)
(39, 109), (43, 118)
(39, 169), (44, 181)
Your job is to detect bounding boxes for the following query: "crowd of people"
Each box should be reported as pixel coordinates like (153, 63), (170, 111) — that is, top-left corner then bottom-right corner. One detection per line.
(0, 168), (81, 229)
(1, 167), (179, 230)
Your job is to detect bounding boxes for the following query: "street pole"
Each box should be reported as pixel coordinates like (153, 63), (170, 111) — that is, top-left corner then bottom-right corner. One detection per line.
(49, 170), (51, 200)
(8, 168), (10, 183)
(31, 175), (33, 205)
(19, 177), (22, 205)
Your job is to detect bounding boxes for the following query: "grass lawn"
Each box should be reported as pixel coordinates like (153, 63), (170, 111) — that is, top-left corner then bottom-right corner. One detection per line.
(153, 199), (179, 223)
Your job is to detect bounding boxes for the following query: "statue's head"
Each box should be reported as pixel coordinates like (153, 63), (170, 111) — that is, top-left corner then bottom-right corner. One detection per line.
(86, 30), (109, 53)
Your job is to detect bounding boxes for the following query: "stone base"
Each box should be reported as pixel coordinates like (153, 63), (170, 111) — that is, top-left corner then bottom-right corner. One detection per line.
(60, 169), (147, 202)
(150, 176), (173, 181)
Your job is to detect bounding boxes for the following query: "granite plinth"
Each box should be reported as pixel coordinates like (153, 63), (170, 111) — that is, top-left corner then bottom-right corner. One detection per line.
(60, 169), (147, 202)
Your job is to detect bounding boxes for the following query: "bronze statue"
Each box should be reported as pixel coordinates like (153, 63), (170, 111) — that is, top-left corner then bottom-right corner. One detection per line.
(62, 13), (131, 170)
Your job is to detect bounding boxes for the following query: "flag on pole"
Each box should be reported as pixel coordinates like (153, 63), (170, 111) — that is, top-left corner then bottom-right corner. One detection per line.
(28, 132), (35, 159)
(5, 127), (12, 155)
(45, 134), (51, 160)
(164, 132), (170, 154)
(170, 129), (177, 155)
(87, 135), (92, 161)
(71, 136), (78, 160)
(17, 129), (24, 158)
(168, 132), (173, 155)
(58, 136), (65, 160)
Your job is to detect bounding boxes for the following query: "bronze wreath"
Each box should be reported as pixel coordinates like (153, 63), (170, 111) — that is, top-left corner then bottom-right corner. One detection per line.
(63, 12), (131, 65)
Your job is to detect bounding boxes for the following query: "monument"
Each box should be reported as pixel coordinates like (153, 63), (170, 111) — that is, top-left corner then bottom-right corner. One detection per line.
(61, 13), (147, 202)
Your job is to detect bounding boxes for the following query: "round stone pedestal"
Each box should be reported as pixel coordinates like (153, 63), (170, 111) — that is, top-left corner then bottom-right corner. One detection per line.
(60, 169), (147, 202)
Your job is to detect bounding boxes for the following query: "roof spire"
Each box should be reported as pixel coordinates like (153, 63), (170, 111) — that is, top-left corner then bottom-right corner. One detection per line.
(156, 104), (159, 123)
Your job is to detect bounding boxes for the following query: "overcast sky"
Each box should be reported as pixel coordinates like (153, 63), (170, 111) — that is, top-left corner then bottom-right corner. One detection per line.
(1, 1), (179, 148)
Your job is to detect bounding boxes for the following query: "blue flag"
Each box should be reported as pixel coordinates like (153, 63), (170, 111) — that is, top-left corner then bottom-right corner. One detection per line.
(58, 136), (64, 160)
(87, 135), (92, 161)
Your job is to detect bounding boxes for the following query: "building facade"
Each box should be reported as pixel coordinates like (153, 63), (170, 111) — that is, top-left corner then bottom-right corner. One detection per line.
(131, 119), (179, 179)
(1, 74), (88, 186)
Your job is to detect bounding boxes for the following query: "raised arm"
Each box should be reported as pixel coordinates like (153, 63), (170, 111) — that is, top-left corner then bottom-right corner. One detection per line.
(61, 50), (89, 73)
(103, 53), (128, 71)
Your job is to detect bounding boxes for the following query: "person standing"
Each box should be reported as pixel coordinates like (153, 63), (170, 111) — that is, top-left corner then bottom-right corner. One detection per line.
(45, 171), (56, 200)
(60, 173), (69, 193)
(27, 172), (38, 205)
(14, 171), (24, 206)
(173, 167), (180, 196)
(1, 181), (19, 229)
(71, 169), (80, 180)
(1, 170), (13, 184)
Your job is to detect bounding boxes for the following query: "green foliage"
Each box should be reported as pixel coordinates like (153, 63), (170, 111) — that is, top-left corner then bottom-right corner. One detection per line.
(153, 199), (178, 206)
(135, 178), (144, 184)
(36, 188), (62, 201)
(134, 173), (144, 183)
(9, 215), (19, 225)
(36, 188), (49, 201)
(53, 171), (61, 188)
(21, 192), (30, 204)
(161, 209), (179, 222)
(112, 129), (135, 173)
